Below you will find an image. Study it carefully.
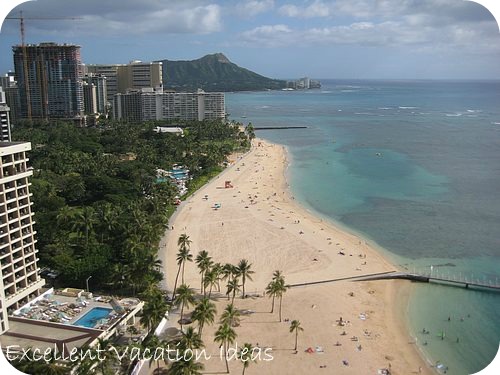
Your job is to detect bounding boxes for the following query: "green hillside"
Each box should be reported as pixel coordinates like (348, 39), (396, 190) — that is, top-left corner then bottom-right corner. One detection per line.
(158, 53), (286, 92)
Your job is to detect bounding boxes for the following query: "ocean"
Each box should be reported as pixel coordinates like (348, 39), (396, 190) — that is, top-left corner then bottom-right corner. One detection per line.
(226, 80), (500, 375)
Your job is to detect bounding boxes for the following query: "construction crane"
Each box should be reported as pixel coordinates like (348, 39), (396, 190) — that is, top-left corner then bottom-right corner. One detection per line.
(5, 11), (82, 120)
(6, 11), (82, 46)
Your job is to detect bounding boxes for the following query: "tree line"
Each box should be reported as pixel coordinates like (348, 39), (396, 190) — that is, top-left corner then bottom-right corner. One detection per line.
(11, 118), (250, 294)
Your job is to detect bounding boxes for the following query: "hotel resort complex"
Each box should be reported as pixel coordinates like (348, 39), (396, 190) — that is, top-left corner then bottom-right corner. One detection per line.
(0, 142), (44, 334)
(0, 142), (145, 361)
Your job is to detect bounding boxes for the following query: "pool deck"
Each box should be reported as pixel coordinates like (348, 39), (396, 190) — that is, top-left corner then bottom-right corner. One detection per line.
(1, 289), (145, 356)
(14, 293), (122, 329)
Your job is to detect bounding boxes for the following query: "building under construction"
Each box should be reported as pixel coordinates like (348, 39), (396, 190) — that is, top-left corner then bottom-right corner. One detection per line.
(12, 42), (84, 122)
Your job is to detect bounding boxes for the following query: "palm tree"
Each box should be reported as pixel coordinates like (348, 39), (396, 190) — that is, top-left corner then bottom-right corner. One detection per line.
(179, 326), (204, 351)
(272, 270), (283, 282)
(220, 303), (241, 328)
(172, 234), (193, 300)
(214, 323), (237, 374)
(73, 206), (96, 249)
(236, 259), (254, 299)
(177, 234), (193, 284)
(195, 250), (212, 294)
(238, 342), (256, 375)
(168, 356), (204, 375)
(140, 288), (169, 334)
(175, 284), (196, 330)
(276, 278), (289, 323)
(245, 123), (256, 140)
(265, 270), (285, 313)
(226, 278), (241, 305)
(212, 262), (223, 292)
(265, 280), (278, 314)
(191, 297), (217, 337)
(221, 263), (237, 284)
(203, 268), (219, 299)
(289, 320), (304, 352)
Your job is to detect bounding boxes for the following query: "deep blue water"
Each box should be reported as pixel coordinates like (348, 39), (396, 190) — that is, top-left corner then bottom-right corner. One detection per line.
(226, 80), (500, 375)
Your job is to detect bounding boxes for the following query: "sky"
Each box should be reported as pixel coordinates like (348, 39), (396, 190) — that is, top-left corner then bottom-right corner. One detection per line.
(0, 0), (499, 80)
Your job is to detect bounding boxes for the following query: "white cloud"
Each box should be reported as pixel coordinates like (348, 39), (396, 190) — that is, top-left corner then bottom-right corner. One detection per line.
(279, 0), (331, 18)
(4, 0), (222, 36)
(241, 24), (292, 46)
(238, 18), (500, 53)
(235, 0), (274, 17)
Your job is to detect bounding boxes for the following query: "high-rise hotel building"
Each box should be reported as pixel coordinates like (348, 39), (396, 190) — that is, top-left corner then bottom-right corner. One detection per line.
(0, 142), (44, 334)
(12, 43), (84, 121)
(113, 88), (225, 122)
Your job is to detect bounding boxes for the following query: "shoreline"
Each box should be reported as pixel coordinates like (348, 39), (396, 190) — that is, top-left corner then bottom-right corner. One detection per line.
(160, 138), (433, 374)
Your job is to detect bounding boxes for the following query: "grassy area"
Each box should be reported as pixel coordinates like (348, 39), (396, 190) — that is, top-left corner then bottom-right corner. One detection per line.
(185, 166), (224, 198)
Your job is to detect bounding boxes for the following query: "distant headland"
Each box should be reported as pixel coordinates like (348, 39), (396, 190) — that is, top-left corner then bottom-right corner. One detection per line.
(156, 53), (320, 93)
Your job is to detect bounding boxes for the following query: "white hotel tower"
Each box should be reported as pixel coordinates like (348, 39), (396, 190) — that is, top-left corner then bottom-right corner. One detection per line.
(0, 142), (44, 334)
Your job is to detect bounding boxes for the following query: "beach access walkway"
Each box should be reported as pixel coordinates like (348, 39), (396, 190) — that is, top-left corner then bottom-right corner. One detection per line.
(287, 270), (500, 293)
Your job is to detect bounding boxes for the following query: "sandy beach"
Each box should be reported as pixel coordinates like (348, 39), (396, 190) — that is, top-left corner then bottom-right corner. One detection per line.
(159, 139), (432, 374)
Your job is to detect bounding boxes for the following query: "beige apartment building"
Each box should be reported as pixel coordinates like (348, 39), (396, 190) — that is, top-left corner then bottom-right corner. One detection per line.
(85, 61), (163, 100)
(0, 142), (44, 334)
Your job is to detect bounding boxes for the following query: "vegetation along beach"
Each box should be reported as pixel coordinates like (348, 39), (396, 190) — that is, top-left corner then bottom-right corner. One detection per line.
(1, 1), (499, 374)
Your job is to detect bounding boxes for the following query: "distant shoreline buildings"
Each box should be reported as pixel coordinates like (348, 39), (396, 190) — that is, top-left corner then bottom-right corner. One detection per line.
(286, 77), (321, 90)
(1, 42), (227, 126)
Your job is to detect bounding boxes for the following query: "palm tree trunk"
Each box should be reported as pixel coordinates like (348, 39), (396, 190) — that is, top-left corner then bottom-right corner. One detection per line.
(295, 330), (298, 351)
(172, 265), (181, 300)
(224, 342), (229, 373)
(201, 271), (204, 294)
(180, 302), (185, 331)
(279, 295), (283, 322)
(231, 290), (236, 305)
(242, 275), (246, 299)
(182, 261), (186, 283)
(271, 295), (275, 313)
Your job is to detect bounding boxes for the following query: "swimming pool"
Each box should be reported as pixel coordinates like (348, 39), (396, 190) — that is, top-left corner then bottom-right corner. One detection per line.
(73, 307), (112, 328)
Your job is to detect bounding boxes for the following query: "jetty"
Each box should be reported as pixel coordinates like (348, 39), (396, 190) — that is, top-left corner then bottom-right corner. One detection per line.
(287, 271), (500, 293)
(254, 126), (307, 130)
(354, 271), (500, 293)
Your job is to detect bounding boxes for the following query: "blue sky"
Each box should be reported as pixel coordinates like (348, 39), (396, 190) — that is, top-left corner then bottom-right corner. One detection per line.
(1, 0), (499, 79)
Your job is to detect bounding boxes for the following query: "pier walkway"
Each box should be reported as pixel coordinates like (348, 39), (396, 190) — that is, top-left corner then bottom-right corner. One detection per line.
(288, 271), (500, 293)
(353, 271), (500, 292)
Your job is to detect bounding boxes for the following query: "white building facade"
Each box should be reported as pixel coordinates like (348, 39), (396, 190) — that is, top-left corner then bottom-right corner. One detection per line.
(0, 88), (11, 142)
(114, 88), (225, 122)
(0, 142), (45, 334)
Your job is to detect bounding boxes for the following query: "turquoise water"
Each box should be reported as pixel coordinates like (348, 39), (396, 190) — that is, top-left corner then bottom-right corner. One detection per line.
(227, 80), (500, 375)
(73, 307), (112, 328)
